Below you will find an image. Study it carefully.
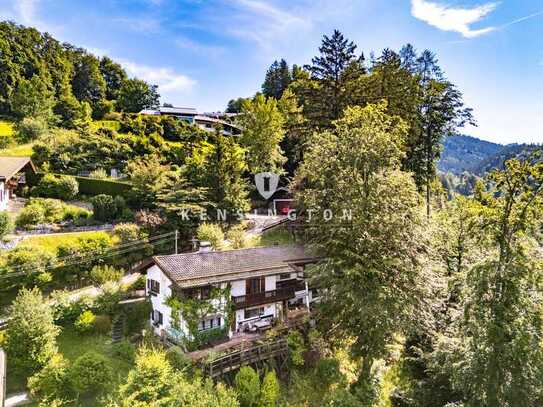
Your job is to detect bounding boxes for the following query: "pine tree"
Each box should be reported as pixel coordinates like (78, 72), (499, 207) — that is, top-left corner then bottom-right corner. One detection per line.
(262, 59), (292, 99)
(295, 30), (364, 128)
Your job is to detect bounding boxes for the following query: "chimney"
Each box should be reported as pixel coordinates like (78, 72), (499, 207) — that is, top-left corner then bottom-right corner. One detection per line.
(198, 241), (212, 253)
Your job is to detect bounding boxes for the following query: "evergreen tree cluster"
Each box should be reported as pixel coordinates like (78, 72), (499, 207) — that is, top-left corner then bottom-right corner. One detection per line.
(0, 21), (160, 127)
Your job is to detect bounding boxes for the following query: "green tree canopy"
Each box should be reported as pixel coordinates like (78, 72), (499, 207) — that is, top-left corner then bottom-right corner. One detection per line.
(237, 94), (286, 174)
(117, 78), (160, 113)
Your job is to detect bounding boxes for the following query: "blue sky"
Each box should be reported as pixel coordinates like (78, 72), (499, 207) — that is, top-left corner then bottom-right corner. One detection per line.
(0, 0), (541, 144)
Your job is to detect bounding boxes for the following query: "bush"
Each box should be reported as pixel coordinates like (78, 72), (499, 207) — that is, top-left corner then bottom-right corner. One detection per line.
(196, 223), (224, 250)
(124, 299), (152, 334)
(14, 116), (48, 142)
(316, 358), (342, 387)
(50, 290), (95, 324)
(28, 353), (71, 402)
(16, 204), (45, 228)
(93, 99), (115, 120)
(76, 176), (132, 197)
(234, 366), (261, 407)
(112, 340), (136, 362)
(259, 370), (280, 407)
(227, 224), (247, 249)
(4, 247), (56, 285)
(90, 265), (123, 285)
(89, 168), (108, 180)
(287, 330), (306, 367)
(91, 194), (127, 222)
(94, 281), (122, 315)
(0, 211), (13, 238)
(113, 222), (145, 243)
(69, 351), (112, 395)
(165, 346), (193, 372)
(93, 315), (112, 335)
(33, 174), (79, 200)
(74, 310), (96, 334)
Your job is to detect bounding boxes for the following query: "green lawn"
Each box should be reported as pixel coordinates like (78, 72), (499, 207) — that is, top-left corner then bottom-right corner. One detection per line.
(19, 231), (116, 254)
(0, 120), (35, 157)
(0, 119), (14, 137)
(250, 225), (297, 247)
(0, 141), (35, 157)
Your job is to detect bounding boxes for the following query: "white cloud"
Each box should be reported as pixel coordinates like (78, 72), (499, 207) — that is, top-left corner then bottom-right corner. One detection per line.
(411, 0), (497, 38)
(222, 0), (313, 49)
(175, 37), (226, 58)
(14, 0), (39, 25)
(0, 0), (61, 34)
(118, 59), (196, 92)
(114, 17), (161, 33)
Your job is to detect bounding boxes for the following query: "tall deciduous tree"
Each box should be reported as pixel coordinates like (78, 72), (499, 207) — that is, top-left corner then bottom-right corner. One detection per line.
(117, 78), (160, 113)
(445, 158), (543, 405)
(11, 75), (55, 120)
(70, 52), (106, 105)
(99, 56), (127, 100)
(237, 94), (286, 174)
(294, 103), (431, 394)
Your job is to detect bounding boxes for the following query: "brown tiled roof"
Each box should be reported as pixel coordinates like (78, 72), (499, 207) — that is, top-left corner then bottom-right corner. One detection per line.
(153, 245), (315, 288)
(0, 157), (35, 180)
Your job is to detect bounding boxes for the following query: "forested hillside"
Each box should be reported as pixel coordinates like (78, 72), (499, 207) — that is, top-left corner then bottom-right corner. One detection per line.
(438, 135), (502, 174)
(0, 21), (159, 126)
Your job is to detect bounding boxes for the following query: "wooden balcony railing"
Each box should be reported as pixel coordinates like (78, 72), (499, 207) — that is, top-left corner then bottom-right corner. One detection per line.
(232, 287), (296, 309)
(277, 279), (306, 292)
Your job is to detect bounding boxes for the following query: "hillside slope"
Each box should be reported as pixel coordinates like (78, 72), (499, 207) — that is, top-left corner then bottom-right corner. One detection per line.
(438, 135), (502, 175)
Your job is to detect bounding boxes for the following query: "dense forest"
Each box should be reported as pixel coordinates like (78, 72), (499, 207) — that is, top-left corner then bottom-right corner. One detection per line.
(0, 22), (542, 407)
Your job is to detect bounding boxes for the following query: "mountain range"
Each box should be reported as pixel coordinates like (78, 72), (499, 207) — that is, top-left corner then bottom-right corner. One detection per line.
(438, 135), (542, 176)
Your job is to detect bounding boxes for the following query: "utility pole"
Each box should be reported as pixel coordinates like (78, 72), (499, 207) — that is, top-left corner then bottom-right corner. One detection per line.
(1, 348), (6, 407)
(174, 229), (178, 254)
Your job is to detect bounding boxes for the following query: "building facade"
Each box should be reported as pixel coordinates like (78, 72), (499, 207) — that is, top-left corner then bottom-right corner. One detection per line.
(146, 245), (317, 346)
(0, 157), (35, 211)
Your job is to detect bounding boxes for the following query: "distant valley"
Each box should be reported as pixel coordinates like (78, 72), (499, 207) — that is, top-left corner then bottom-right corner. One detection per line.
(439, 135), (542, 176)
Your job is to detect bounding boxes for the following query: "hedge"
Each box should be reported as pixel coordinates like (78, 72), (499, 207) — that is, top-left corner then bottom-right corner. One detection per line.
(34, 173), (132, 197)
(75, 176), (132, 197)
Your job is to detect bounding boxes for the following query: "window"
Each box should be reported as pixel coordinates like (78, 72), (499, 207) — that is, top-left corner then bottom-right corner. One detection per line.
(263, 176), (270, 192)
(246, 277), (264, 295)
(198, 317), (222, 331)
(147, 279), (160, 295)
(279, 273), (292, 280)
(244, 307), (264, 320)
(151, 310), (163, 326)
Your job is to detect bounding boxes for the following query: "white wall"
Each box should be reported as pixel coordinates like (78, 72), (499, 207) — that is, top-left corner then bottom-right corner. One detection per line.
(147, 265), (173, 336)
(0, 182), (7, 211)
(231, 279), (245, 297)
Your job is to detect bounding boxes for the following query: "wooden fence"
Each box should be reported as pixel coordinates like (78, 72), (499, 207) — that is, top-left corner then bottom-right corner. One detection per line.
(201, 338), (288, 379)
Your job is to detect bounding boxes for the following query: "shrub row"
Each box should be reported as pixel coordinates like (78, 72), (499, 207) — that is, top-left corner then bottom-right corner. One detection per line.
(76, 176), (132, 197)
(32, 172), (132, 198)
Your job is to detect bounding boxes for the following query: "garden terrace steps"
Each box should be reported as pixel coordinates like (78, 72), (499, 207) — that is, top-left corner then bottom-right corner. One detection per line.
(111, 314), (125, 342)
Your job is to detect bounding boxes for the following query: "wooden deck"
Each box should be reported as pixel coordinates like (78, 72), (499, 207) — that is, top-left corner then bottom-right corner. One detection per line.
(201, 338), (289, 379)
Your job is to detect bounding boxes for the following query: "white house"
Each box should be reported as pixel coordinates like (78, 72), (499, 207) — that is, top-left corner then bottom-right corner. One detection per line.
(0, 157), (35, 211)
(140, 106), (241, 136)
(145, 245), (317, 345)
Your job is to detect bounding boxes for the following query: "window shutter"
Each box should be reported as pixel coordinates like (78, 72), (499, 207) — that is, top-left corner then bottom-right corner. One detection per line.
(158, 312), (163, 325)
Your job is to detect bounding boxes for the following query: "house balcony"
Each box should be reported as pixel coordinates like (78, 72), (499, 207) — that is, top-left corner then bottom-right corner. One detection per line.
(232, 287), (296, 309)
